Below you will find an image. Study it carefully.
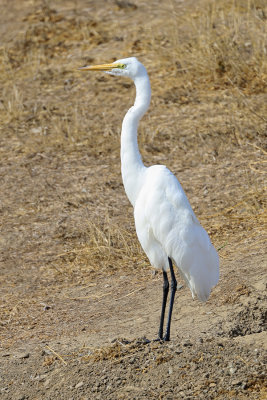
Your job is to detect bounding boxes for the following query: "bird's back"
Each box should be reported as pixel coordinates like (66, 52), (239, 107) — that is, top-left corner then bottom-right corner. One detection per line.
(134, 165), (219, 302)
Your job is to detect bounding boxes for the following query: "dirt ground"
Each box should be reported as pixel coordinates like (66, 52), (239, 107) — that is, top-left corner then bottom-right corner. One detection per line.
(0, 0), (266, 399)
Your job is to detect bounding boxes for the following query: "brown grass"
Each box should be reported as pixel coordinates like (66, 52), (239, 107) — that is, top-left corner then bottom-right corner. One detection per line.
(0, 0), (266, 329)
(142, 0), (265, 91)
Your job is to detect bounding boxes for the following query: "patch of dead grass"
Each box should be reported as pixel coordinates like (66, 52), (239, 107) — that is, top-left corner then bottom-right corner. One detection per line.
(157, 0), (266, 93)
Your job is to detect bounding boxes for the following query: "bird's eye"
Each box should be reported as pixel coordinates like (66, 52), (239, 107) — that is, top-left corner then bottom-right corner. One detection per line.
(116, 63), (126, 69)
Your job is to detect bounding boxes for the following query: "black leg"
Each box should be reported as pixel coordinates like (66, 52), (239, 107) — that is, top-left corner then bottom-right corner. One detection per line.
(158, 270), (169, 340)
(164, 257), (177, 341)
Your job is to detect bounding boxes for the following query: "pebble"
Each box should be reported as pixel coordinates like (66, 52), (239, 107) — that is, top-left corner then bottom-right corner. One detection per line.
(92, 384), (99, 392)
(37, 374), (47, 382)
(232, 379), (242, 386)
(229, 367), (236, 375)
(17, 352), (30, 359)
(75, 381), (84, 389)
(182, 339), (192, 347)
(41, 349), (51, 356)
(44, 379), (51, 388)
(137, 337), (150, 344)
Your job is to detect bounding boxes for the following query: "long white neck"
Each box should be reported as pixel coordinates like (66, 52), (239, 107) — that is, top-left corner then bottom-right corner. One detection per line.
(121, 74), (151, 206)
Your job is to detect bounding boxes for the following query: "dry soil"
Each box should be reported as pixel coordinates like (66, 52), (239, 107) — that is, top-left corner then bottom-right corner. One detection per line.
(0, 0), (266, 399)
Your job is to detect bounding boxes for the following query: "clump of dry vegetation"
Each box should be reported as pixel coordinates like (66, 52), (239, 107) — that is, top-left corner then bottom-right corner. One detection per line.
(152, 0), (266, 92)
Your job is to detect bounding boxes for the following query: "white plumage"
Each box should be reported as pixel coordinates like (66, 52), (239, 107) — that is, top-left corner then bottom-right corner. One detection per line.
(134, 165), (219, 302)
(80, 57), (219, 340)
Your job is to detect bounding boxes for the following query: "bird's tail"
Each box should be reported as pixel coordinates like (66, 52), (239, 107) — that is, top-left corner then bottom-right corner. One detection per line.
(189, 250), (219, 302)
(175, 245), (219, 302)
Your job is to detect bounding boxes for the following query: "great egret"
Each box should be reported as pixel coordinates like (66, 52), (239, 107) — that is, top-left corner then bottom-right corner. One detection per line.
(80, 57), (219, 341)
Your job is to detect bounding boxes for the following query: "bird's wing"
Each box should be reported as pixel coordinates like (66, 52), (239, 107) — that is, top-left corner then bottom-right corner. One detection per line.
(143, 165), (197, 246)
(141, 165), (219, 301)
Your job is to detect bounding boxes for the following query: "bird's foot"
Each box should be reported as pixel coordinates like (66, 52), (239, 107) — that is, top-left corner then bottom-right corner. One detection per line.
(153, 334), (170, 342)
(153, 337), (163, 343)
(163, 334), (170, 342)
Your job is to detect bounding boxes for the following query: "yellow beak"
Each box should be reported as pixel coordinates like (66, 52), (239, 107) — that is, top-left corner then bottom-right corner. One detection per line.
(79, 63), (120, 71)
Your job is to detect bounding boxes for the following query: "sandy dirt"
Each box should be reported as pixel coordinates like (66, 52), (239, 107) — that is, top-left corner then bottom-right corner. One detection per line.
(0, 0), (266, 399)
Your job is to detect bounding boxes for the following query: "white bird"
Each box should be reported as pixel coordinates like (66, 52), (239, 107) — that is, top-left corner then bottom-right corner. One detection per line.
(80, 57), (219, 341)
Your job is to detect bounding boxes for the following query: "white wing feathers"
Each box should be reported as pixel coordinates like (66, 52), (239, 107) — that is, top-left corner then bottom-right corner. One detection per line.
(134, 165), (219, 302)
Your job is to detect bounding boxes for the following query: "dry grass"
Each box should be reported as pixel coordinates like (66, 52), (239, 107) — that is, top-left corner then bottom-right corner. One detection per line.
(156, 0), (267, 91)
(0, 0), (266, 334)
(0, 3), (266, 399)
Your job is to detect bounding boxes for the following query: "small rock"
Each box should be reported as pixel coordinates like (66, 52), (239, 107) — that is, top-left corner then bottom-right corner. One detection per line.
(44, 379), (51, 388)
(229, 367), (236, 375)
(75, 381), (84, 389)
(37, 374), (47, 382)
(232, 379), (242, 386)
(137, 336), (150, 344)
(93, 383), (100, 392)
(182, 339), (192, 347)
(209, 383), (216, 387)
(31, 127), (42, 134)
(168, 367), (173, 375)
(17, 352), (30, 359)
(41, 349), (51, 356)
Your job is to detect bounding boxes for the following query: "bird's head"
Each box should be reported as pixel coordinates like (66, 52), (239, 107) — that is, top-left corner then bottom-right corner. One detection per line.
(79, 57), (147, 80)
